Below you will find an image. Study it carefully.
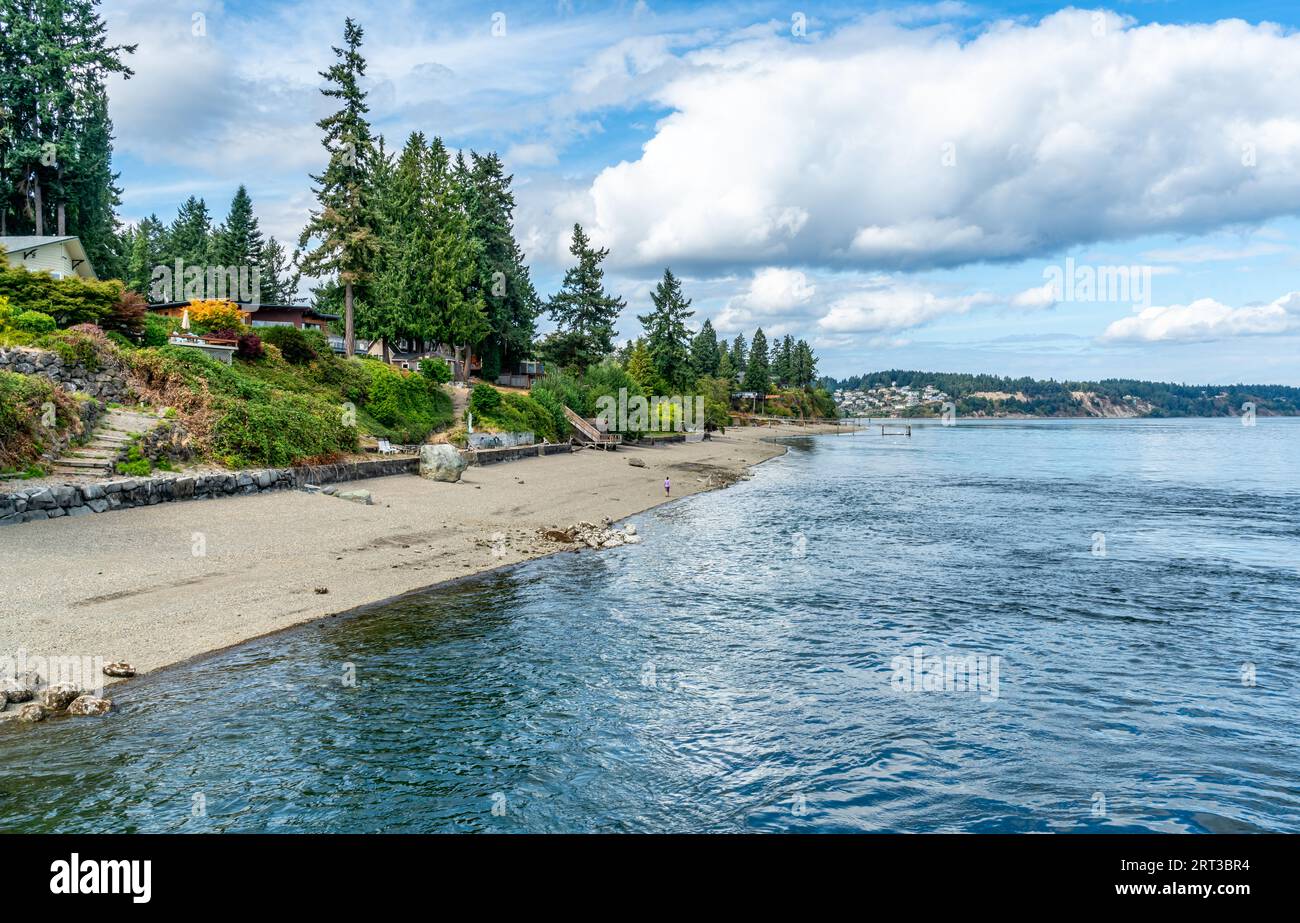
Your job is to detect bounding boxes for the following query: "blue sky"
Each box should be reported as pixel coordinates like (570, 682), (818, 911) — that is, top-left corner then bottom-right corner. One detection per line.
(102, 1), (1300, 383)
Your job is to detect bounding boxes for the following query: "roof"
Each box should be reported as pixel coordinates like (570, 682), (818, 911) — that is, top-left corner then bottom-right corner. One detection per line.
(1, 235), (80, 254)
(148, 301), (337, 320)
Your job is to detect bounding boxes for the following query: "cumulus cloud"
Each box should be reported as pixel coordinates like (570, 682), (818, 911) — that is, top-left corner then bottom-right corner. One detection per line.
(584, 10), (1300, 271)
(817, 277), (997, 333)
(1099, 293), (1300, 343)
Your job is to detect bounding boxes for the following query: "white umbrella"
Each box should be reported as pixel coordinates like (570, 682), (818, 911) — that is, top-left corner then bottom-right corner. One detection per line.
(181, 308), (190, 331)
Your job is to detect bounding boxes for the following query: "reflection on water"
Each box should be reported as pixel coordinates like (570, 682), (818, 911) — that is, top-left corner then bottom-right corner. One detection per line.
(1, 419), (1297, 833)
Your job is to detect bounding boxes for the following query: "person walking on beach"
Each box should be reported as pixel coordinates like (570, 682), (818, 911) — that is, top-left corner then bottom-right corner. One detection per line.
(664, 476), (671, 497)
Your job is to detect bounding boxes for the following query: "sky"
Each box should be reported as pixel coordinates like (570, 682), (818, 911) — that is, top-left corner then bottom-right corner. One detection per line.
(99, 0), (1300, 385)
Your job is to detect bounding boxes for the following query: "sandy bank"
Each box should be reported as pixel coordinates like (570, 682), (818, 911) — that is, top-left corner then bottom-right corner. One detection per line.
(0, 425), (836, 686)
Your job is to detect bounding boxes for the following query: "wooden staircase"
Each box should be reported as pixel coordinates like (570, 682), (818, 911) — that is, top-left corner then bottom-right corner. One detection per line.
(564, 405), (621, 449)
(49, 408), (163, 478)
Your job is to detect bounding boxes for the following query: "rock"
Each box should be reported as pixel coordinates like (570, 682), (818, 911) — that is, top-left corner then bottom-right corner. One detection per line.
(66, 695), (112, 717)
(38, 681), (83, 711)
(601, 535), (625, 548)
(543, 529), (574, 543)
(627, 457), (646, 467)
(17, 703), (47, 723)
(336, 489), (372, 505)
(322, 485), (338, 496)
(103, 662), (135, 678)
(624, 523), (637, 536)
(314, 586), (329, 594)
(419, 444), (468, 483)
(624, 534), (642, 544)
(0, 689), (6, 709)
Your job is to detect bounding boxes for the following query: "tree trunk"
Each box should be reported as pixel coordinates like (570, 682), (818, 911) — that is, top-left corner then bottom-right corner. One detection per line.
(344, 282), (355, 356)
(57, 202), (65, 236)
(33, 181), (43, 236)
(382, 337), (390, 363)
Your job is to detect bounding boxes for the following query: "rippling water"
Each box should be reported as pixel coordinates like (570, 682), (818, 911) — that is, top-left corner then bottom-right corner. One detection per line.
(2, 418), (1298, 833)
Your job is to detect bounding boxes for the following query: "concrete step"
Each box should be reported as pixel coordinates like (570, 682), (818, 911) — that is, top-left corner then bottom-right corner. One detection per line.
(53, 458), (114, 470)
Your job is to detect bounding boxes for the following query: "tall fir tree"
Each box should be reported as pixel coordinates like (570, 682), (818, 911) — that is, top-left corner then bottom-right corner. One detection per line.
(638, 267), (694, 391)
(744, 327), (771, 396)
(258, 237), (301, 304)
(544, 223), (625, 372)
(690, 318), (720, 379)
(730, 333), (748, 381)
(123, 213), (164, 295)
(298, 17), (379, 355)
(166, 196), (212, 268)
(465, 151), (540, 379)
(212, 185), (264, 277)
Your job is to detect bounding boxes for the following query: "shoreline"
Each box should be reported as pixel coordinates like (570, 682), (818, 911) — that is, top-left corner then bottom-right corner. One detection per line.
(0, 425), (836, 697)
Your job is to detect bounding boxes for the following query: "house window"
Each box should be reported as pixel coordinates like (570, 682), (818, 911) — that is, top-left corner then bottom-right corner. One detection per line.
(251, 320), (295, 328)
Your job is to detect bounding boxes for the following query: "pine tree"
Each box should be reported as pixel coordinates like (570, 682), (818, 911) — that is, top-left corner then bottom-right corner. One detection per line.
(545, 223), (625, 372)
(690, 318), (721, 380)
(65, 88), (125, 278)
(258, 237), (300, 304)
(626, 338), (660, 394)
(212, 185), (264, 276)
(425, 137), (487, 379)
(124, 213), (164, 295)
(638, 267), (694, 391)
(794, 339), (817, 388)
(298, 18), (379, 356)
(368, 132), (430, 355)
(166, 196), (212, 268)
(744, 327), (770, 396)
(717, 349), (735, 383)
(465, 151), (540, 379)
(0, 0), (134, 237)
(730, 333), (748, 381)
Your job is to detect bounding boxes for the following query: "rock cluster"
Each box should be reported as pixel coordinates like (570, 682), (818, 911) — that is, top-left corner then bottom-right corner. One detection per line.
(0, 671), (112, 725)
(542, 520), (641, 549)
(0, 457), (418, 526)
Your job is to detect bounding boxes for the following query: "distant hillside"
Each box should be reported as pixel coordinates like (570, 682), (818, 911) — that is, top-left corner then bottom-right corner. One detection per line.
(822, 370), (1300, 418)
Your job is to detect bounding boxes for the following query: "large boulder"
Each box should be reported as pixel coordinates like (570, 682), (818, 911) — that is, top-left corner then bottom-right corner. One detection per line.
(38, 681), (83, 711)
(419, 444), (468, 483)
(67, 695), (112, 717)
(17, 703), (47, 723)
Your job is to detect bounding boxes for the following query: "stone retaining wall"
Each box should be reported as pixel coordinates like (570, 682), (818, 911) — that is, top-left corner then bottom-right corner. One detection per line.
(0, 345), (134, 404)
(466, 443), (573, 466)
(0, 457), (418, 526)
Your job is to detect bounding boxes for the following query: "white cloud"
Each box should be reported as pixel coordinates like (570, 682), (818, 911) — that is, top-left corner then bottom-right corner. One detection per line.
(584, 10), (1300, 271)
(1099, 293), (1300, 343)
(817, 276), (995, 333)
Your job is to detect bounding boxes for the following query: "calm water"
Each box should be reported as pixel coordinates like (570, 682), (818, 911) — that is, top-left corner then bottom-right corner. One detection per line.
(2, 418), (1298, 833)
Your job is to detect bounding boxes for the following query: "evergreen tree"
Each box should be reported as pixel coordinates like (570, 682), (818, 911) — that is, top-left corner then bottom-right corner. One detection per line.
(730, 333), (748, 380)
(212, 185), (264, 275)
(298, 18), (379, 355)
(638, 267), (694, 391)
(626, 338), (661, 394)
(123, 213), (164, 295)
(465, 151), (540, 379)
(690, 318), (721, 379)
(744, 327), (770, 396)
(258, 237), (301, 304)
(65, 88), (124, 278)
(368, 132), (431, 355)
(425, 136), (487, 379)
(716, 349), (735, 383)
(794, 338), (817, 388)
(0, 0), (134, 238)
(166, 196), (212, 268)
(771, 334), (795, 388)
(545, 223), (625, 372)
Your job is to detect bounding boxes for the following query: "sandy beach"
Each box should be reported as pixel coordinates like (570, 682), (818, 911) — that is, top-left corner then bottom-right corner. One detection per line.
(0, 425), (835, 685)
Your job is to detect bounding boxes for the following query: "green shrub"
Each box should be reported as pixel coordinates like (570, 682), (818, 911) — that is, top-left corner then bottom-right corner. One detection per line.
(419, 357), (452, 384)
(258, 326), (318, 364)
(360, 360), (453, 443)
(0, 266), (123, 327)
(13, 310), (56, 334)
(115, 443), (152, 477)
(139, 312), (175, 347)
(469, 382), (502, 416)
(0, 370), (77, 470)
